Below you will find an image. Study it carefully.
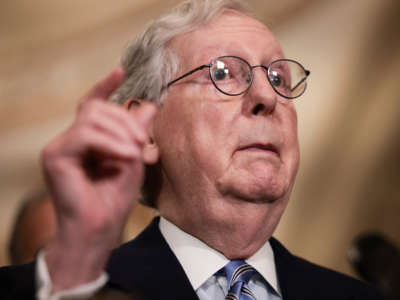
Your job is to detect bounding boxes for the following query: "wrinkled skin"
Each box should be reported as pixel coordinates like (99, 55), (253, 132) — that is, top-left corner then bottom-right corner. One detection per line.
(154, 11), (299, 259)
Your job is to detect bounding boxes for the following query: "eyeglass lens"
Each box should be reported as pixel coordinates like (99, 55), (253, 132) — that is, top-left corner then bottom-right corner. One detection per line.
(209, 56), (308, 99)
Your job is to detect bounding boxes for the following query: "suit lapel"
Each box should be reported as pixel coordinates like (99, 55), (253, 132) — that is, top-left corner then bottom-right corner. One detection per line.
(106, 217), (199, 300)
(270, 237), (305, 300)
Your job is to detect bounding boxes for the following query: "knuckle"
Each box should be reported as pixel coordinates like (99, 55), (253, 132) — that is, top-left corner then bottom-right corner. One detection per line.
(78, 99), (99, 114)
(78, 125), (92, 139)
(77, 103), (100, 124)
(40, 145), (52, 162)
(41, 141), (61, 169)
(77, 98), (88, 112)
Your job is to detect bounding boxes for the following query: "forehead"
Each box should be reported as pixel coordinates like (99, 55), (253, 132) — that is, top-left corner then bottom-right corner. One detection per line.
(170, 11), (284, 67)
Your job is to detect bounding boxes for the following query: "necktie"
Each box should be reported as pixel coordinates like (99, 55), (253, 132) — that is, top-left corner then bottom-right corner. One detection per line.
(223, 260), (257, 300)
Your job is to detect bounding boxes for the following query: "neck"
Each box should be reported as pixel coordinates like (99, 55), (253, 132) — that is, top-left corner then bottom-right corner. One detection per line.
(159, 194), (288, 259)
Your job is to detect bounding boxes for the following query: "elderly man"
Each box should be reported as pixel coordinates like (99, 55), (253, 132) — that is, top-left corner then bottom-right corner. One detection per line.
(0, 0), (384, 299)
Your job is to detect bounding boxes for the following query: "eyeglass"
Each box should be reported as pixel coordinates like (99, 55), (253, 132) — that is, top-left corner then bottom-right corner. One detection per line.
(167, 56), (310, 99)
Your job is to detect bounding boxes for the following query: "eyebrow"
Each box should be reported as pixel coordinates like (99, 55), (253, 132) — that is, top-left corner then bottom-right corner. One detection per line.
(199, 46), (285, 65)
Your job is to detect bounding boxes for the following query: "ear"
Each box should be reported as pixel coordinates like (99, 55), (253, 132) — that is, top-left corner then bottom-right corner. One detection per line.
(142, 139), (159, 165)
(140, 103), (159, 165)
(125, 99), (160, 164)
(124, 99), (141, 110)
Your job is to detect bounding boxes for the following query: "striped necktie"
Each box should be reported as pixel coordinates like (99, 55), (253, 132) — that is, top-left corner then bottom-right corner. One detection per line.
(223, 260), (257, 300)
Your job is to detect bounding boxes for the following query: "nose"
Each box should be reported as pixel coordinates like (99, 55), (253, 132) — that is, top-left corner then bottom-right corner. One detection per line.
(243, 66), (278, 116)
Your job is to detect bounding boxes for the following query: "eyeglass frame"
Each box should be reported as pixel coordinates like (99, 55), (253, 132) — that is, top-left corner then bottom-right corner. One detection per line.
(166, 55), (311, 100)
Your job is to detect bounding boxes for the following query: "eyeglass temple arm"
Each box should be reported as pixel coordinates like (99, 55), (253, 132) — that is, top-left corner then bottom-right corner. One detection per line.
(167, 65), (210, 87)
(290, 70), (310, 92)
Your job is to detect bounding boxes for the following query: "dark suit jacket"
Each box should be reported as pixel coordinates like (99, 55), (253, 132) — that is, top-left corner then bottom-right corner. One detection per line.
(0, 217), (385, 299)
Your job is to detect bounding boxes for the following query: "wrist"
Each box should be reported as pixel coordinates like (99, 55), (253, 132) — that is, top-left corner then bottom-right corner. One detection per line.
(45, 223), (114, 292)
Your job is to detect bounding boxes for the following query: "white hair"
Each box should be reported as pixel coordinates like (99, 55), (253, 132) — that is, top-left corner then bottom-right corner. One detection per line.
(111, 0), (250, 105)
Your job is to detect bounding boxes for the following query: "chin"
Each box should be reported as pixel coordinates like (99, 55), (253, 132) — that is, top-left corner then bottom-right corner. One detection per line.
(217, 172), (287, 203)
(235, 184), (285, 203)
(216, 157), (296, 203)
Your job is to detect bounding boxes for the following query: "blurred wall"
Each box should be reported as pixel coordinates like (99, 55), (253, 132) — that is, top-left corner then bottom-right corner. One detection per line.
(0, 0), (399, 280)
(273, 0), (400, 277)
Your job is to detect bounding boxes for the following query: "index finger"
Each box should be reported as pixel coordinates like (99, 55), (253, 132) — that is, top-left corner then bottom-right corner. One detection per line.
(84, 67), (125, 102)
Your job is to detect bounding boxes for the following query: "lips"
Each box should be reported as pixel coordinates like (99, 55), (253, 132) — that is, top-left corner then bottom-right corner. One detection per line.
(237, 143), (280, 157)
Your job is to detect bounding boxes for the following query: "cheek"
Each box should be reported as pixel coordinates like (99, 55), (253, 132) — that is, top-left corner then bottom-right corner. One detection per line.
(185, 101), (239, 185)
(154, 99), (223, 168)
(153, 102), (188, 169)
(281, 107), (300, 175)
(199, 103), (224, 134)
(288, 108), (299, 150)
(155, 93), (240, 180)
(193, 101), (238, 156)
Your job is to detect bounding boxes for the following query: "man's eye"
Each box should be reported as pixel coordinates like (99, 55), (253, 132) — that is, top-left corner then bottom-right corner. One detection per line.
(213, 68), (229, 81)
(270, 74), (282, 87)
(246, 74), (252, 84)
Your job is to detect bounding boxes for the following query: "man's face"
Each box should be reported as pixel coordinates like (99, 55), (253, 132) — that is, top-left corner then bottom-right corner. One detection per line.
(153, 11), (299, 230)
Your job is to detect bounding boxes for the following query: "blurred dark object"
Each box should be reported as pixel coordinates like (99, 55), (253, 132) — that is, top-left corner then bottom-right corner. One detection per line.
(348, 232), (400, 300)
(8, 189), (57, 265)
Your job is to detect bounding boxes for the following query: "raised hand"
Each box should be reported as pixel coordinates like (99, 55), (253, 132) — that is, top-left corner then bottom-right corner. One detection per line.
(41, 68), (157, 291)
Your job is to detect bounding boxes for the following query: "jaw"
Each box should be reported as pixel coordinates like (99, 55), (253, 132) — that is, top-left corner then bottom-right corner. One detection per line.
(156, 146), (297, 258)
(158, 176), (292, 259)
(216, 155), (290, 203)
(193, 195), (289, 259)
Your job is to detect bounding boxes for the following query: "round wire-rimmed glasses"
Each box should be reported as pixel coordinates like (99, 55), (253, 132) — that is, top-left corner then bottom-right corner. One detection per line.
(167, 56), (310, 99)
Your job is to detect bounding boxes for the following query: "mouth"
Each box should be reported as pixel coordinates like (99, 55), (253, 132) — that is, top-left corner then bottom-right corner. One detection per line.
(237, 143), (280, 157)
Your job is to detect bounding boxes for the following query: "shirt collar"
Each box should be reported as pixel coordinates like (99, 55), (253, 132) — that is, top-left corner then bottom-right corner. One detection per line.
(159, 216), (280, 294)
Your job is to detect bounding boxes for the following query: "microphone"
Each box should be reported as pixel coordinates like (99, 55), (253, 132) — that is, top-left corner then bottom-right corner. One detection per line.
(348, 232), (400, 300)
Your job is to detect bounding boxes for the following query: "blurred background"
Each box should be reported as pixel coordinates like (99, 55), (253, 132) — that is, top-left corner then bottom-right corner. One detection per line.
(1, 0), (399, 282)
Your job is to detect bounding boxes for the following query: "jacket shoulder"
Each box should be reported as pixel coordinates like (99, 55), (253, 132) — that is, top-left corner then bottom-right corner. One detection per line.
(0, 262), (36, 299)
(270, 238), (385, 300)
(293, 254), (382, 298)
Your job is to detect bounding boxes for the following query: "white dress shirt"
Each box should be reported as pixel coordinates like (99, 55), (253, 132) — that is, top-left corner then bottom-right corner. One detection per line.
(159, 217), (282, 299)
